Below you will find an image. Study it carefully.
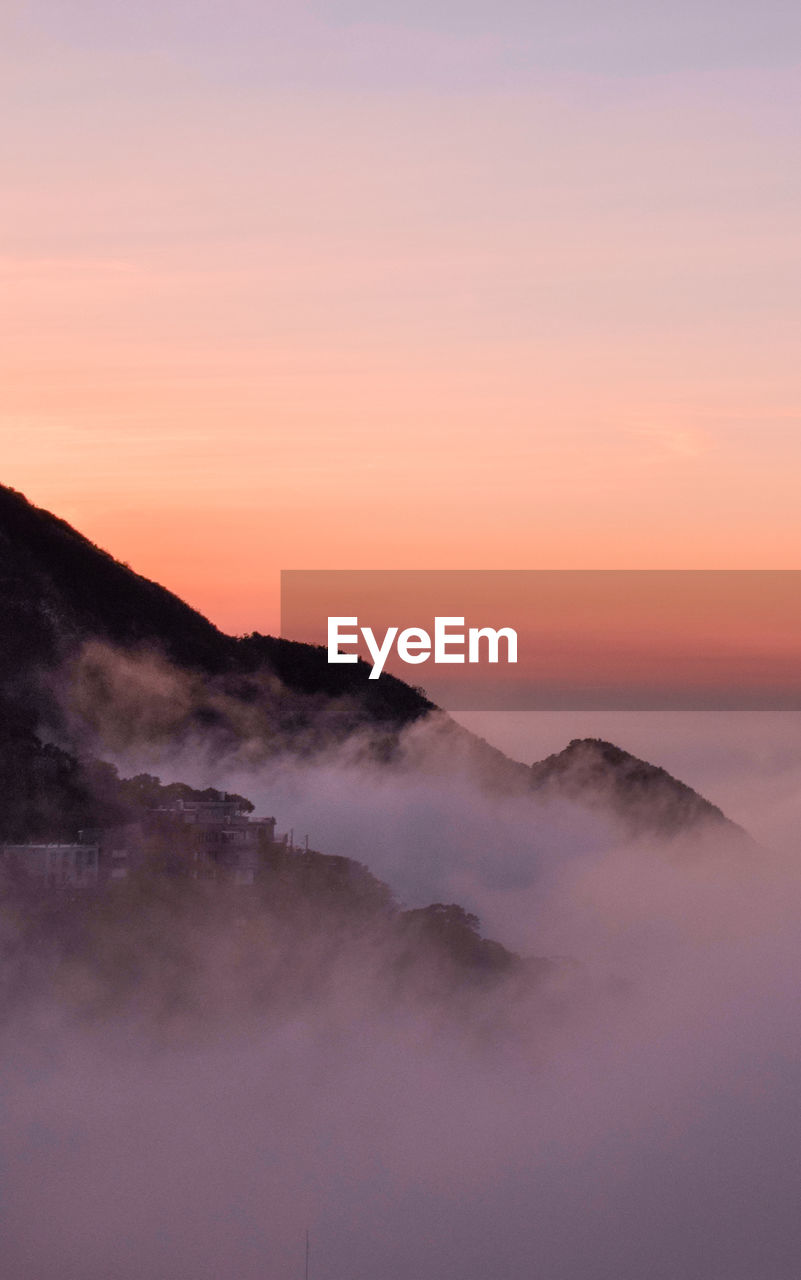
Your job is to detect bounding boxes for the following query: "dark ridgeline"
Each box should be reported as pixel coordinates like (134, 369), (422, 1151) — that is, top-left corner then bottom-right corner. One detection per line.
(0, 481), (434, 738)
(0, 480), (754, 853)
(0, 481), (749, 839)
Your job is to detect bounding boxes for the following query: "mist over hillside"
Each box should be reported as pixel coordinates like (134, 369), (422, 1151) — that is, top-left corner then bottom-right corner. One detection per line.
(0, 482), (747, 845)
(4, 483), (794, 1280)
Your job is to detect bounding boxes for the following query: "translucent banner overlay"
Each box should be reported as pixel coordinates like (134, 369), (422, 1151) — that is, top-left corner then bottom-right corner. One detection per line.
(280, 571), (801, 711)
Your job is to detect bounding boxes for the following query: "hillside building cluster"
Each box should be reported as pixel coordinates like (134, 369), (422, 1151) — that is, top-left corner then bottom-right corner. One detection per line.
(0, 794), (302, 890)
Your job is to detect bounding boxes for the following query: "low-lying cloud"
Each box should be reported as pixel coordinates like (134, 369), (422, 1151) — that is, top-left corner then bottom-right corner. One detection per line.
(7, 647), (801, 1278)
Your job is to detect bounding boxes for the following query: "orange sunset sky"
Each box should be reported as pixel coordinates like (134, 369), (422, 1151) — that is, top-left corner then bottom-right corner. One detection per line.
(2, 2), (800, 637)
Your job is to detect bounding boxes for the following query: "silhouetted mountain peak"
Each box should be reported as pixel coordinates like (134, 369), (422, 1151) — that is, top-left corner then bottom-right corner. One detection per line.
(529, 737), (744, 840)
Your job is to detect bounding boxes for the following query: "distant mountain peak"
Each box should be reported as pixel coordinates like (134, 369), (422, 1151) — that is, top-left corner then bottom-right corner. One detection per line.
(529, 736), (744, 841)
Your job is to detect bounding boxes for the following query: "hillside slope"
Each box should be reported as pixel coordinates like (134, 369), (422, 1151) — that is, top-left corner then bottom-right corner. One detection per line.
(0, 483), (748, 844)
(0, 483), (433, 743)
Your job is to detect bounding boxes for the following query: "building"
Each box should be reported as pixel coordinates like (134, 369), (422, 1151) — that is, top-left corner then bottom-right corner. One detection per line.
(147, 795), (277, 885)
(1, 794), (283, 890)
(1, 842), (99, 888)
(78, 824), (142, 883)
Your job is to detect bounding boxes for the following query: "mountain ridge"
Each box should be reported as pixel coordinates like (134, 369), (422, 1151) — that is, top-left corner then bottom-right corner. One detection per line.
(0, 482), (434, 742)
(0, 482), (748, 845)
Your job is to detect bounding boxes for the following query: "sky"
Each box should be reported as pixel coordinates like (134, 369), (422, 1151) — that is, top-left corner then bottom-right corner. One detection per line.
(2, 0), (800, 635)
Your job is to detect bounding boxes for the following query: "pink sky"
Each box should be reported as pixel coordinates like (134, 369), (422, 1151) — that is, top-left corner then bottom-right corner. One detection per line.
(2, 3), (799, 635)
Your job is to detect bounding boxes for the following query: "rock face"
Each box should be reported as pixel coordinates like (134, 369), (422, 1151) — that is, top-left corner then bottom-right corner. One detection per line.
(529, 737), (746, 842)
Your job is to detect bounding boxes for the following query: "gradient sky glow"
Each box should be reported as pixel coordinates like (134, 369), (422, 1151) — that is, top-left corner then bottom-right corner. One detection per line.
(2, 1), (799, 633)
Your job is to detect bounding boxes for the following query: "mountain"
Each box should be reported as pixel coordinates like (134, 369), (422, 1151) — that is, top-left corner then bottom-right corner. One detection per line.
(5, 482), (755, 1033)
(530, 737), (743, 841)
(0, 482), (433, 748)
(0, 482), (747, 845)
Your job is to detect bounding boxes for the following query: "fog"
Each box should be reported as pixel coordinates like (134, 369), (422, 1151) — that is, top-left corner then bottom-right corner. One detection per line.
(4, 701), (801, 1278)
